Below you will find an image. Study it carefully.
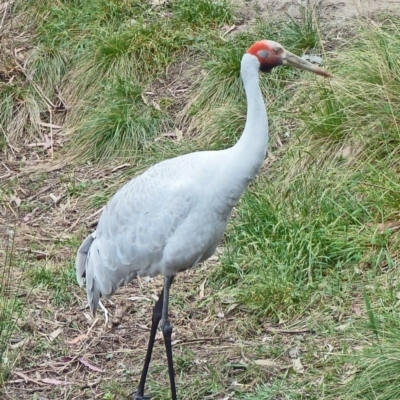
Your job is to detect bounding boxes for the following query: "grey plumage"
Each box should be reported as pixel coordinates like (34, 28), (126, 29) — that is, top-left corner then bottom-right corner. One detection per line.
(77, 142), (264, 315)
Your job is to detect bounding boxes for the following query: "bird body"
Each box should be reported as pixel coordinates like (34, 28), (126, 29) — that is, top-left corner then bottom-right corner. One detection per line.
(77, 54), (268, 315)
(76, 40), (331, 400)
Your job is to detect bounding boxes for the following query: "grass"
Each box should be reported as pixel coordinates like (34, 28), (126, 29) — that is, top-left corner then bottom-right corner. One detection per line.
(0, 239), (28, 384)
(28, 259), (77, 307)
(2, 0), (400, 399)
(204, 16), (400, 314)
(0, 0), (234, 160)
(283, 0), (323, 52)
(341, 312), (400, 400)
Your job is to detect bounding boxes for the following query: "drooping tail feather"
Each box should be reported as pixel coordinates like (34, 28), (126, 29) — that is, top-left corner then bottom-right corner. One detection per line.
(76, 232), (101, 317)
(75, 232), (95, 286)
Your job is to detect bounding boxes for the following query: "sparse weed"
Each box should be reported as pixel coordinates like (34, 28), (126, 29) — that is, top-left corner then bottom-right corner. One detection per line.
(28, 260), (77, 307)
(173, 0), (234, 26)
(0, 238), (28, 384)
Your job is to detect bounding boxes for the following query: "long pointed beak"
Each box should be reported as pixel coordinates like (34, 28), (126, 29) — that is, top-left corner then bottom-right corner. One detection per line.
(284, 50), (332, 78)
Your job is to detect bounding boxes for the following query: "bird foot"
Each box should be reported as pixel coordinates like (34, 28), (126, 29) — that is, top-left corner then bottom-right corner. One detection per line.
(132, 390), (151, 400)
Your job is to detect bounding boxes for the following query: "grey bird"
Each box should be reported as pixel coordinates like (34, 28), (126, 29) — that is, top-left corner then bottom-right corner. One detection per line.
(76, 39), (331, 400)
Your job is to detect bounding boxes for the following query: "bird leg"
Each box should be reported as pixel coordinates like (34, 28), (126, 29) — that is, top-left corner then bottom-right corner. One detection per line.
(133, 275), (175, 400)
(161, 275), (177, 400)
(133, 288), (164, 400)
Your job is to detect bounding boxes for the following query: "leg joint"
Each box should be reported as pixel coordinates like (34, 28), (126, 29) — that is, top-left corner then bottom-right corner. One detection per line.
(161, 319), (173, 336)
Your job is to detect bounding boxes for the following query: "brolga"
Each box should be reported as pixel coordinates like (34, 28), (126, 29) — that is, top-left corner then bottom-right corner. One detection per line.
(76, 39), (331, 400)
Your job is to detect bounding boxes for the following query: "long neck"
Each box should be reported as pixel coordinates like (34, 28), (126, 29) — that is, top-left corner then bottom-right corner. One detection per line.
(210, 55), (269, 211)
(232, 54), (269, 177)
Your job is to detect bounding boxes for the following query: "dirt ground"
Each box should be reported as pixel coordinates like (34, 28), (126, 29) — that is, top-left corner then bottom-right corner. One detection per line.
(1, 0), (400, 399)
(237, 0), (400, 26)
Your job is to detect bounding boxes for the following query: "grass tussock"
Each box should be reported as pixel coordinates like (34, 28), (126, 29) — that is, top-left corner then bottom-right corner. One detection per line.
(1, 0), (234, 159)
(294, 20), (400, 166)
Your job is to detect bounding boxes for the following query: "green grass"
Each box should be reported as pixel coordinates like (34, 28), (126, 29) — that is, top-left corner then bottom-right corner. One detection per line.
(0, 241), (28, 384)
(339, 314), (400, 400)
(1, 0), (234, 160)
(28, 259), (77, 307)
(214, 170), (367, 317)
(202, 16), (400, 313)
(283, 0), (323, 52)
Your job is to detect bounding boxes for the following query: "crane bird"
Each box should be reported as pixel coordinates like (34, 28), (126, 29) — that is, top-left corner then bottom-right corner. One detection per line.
(76, 39), (331, 400)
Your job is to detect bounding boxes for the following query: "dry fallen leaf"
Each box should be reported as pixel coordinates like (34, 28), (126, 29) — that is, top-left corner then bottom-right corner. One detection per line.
(78, 357), (103, 372)
(292, 358), (304, 373)
(10, 337), (29, 349)
(10, 195), (21, 207)
(288, 347), (301, 358)
(41, 378), (72, 386)
(67, 334), (88, 345)
(341, 145), (352, 157)
(23, 207), (39, 222)
(49, 193), (61, 203)
(199, 278), (207, 299)
(335, 322), (350, 332)
(376, 221), (400, 234)
(152, 100), (161, 111)
(254, 359), (278, 367)
(83, 312), (92, 321)
(49, 327), (63, 342)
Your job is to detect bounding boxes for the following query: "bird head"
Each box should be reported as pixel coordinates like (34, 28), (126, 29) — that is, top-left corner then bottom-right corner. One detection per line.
(247, 40), (332, 77)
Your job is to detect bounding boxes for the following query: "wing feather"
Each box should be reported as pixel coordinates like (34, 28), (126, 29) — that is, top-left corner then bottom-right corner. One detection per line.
(80, 156), (200, 315)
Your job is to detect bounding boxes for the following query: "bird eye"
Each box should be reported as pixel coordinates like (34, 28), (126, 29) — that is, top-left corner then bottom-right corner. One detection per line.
(257, 49), (269, 59)
(273, 46), (283, 55)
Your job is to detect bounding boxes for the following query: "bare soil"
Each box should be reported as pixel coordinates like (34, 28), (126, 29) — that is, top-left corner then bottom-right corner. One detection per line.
(239, 0), (400, 22)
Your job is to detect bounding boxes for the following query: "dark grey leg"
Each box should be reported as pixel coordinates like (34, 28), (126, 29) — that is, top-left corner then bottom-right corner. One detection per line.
(133, 289), (164, 400)
(161, 275), (177, 400)
(133, 275), (176, 400)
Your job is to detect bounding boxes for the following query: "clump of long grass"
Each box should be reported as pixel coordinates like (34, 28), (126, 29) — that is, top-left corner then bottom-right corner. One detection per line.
(207, 17), (400, 318)
(7, 0), (234, 161)
(0, 83), (43, 143)
(292, 18), (400, 169)
(71, 81), (172, 160)
(283, 0), (323, 52)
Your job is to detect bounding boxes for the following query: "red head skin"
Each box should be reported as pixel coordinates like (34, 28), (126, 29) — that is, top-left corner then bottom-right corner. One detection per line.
(246, 40), (284, 72)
